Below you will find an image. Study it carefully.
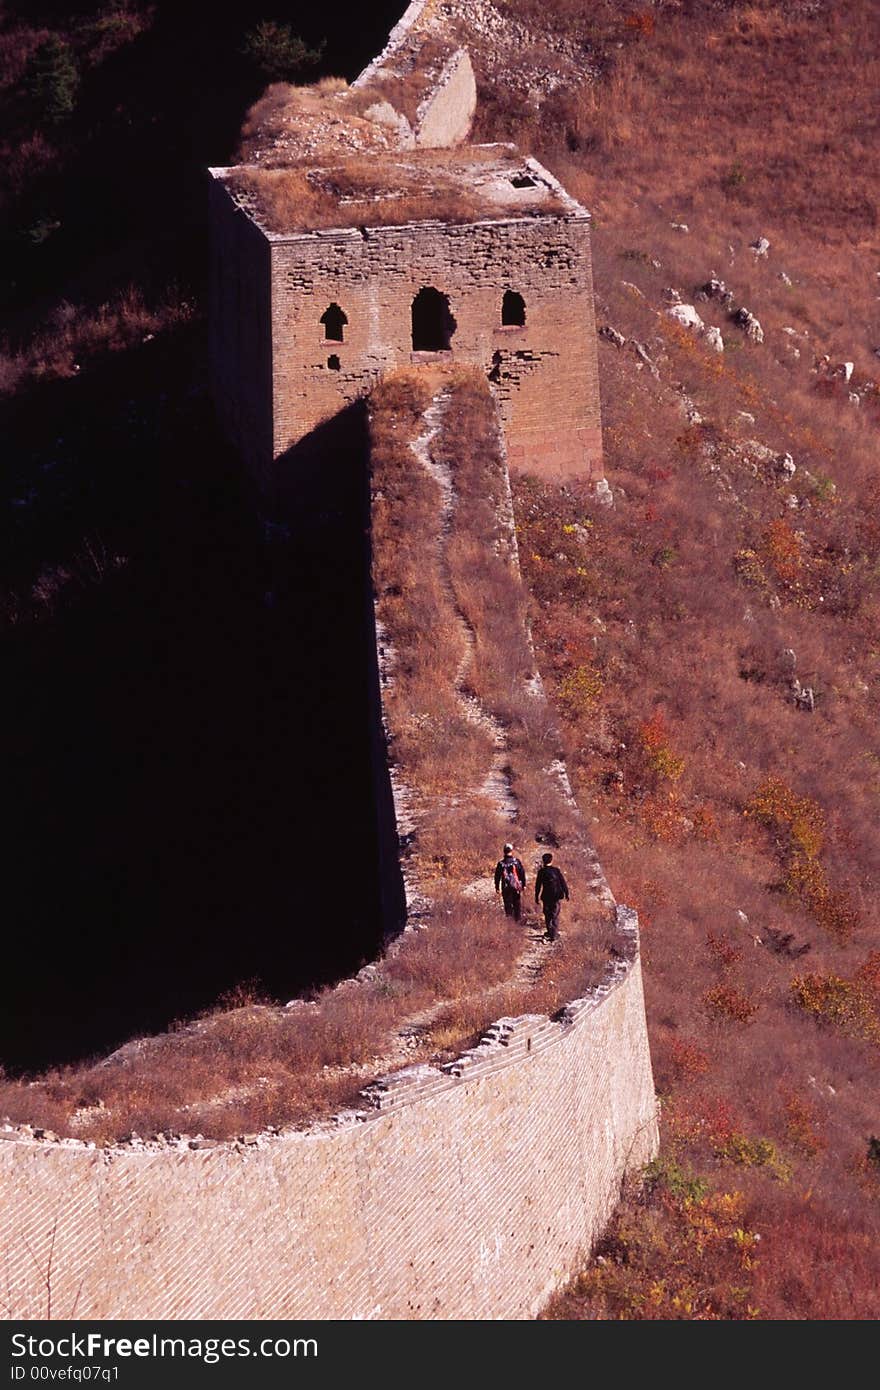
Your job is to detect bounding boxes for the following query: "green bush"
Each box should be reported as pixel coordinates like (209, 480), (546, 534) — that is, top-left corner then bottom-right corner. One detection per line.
(242, 21), (324, 82)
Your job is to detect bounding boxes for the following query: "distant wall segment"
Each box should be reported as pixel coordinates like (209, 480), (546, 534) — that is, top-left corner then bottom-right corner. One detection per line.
(0, 912), (656, 1320)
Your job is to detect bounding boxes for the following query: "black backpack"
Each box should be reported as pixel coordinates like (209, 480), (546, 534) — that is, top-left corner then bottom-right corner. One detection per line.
(542, 866), (564, 899)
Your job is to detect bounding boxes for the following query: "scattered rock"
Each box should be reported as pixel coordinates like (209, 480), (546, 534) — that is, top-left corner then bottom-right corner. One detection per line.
(791, 678), (815, 712)
(363, 100), (416, 147)
(732, 307), (764, 343)
(781, 647), (797, 670)
(743, 438), (775, 463)
(670, 222), (690, 233)
(779, 270), (792, 286)
(849, 391), (861, 406)
(595, 477), (614, 507)
(699, 276), (735, 307)
(776, 452), (797, 479)
(838, 361), (854, 383)
(677, 396), (703, 425)
(736, 410), (756, 427)
(599, 325), (626, 348)
(703, 325), (724, 353)
(666, 302), (704, 332)
(621, 280), (645, 298)
(750, 236), (771, 257)
(785, 492), (799, 509)
(630, 340), (659, 378)
(663, 286), (682, 304)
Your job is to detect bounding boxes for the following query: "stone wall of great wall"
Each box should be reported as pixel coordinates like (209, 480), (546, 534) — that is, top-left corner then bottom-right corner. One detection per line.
(1, 7), (657, 1323)
(0, 911), (656, 1321)
(208, 178), (603, 489)
(265, 204), (602, 481)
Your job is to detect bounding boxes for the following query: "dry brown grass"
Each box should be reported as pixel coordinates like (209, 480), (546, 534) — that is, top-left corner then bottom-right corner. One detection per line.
(0, 287), (194, 393)
(226, 144), (566, 232)
(235, 77), (397, 165)
(228, 162), (493, 231)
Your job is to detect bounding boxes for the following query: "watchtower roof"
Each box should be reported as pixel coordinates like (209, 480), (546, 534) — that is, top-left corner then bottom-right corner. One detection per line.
(212, 145), (588, 239)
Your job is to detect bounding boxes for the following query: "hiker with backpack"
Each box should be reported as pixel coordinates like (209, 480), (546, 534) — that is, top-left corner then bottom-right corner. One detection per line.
(534, 852), (570, 942)
(494, 843), (527, 922)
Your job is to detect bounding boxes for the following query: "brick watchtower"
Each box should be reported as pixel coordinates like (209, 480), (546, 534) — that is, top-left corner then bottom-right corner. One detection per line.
(208, 10), (602, 497)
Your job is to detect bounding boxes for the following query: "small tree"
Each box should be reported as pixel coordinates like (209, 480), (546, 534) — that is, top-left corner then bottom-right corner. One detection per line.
(28, 36), (80, 125)
(242, 21), (324, 82)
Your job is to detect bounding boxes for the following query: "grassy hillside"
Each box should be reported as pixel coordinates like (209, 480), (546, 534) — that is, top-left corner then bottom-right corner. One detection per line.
(472, 0), (880, 1320)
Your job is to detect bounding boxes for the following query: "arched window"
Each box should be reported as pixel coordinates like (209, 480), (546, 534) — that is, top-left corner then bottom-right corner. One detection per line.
(411, 287), (456, 352)
(501, 290), (526, 328)
(320, 303), (347, 343)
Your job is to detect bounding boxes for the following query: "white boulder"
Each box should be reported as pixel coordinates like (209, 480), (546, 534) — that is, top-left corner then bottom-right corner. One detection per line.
(595, 478), (614, 507)
(666, 302), (704, 332)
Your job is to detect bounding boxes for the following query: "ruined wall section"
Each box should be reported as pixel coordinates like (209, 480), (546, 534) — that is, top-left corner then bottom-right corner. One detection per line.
(413, 48), (476, 148)
(0, 913), (656, 1321)
(353, 0), (438, 91)
(208, 177), (273, 491)
(269, 213), (602, 480)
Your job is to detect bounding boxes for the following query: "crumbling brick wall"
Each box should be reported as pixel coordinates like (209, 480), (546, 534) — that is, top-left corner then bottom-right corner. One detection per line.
(209, 181), (603, 489)
(0, 919), (656, 1321)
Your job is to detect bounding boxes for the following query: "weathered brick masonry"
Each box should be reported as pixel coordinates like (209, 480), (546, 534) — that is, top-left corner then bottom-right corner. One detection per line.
(208, 0), (604, 494)
(270, 211), (601, 476)
(0, 914), (656, 1321)
(209, 170), (603, 494)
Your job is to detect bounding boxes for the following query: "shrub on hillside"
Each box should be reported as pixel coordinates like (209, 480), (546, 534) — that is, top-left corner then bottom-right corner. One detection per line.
(242, 21), (324, 82)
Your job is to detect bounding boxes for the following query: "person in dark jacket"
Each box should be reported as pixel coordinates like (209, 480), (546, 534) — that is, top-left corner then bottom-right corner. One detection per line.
(494, 843), (527, 922)
(535, 852), (569, 941)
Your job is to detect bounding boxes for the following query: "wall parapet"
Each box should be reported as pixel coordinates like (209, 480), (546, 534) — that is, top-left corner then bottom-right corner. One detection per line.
(0, 909), (657, 1321)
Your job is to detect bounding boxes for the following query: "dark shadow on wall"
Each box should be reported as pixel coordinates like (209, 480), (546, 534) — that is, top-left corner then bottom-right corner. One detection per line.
(270, 403), (408, 972)
(0, 337), (403, 1073)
